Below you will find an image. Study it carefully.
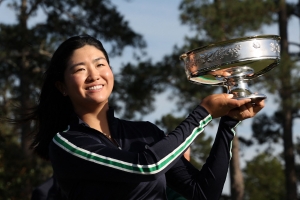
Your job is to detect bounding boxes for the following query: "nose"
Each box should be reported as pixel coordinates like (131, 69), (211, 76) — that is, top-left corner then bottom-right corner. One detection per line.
(86, 67), (100, 82)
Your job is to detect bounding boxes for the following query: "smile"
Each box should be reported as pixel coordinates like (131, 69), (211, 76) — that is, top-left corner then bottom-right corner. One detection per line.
(87, 85), (103, 90)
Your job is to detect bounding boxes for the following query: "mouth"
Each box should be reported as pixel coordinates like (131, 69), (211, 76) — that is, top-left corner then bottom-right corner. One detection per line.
(86, 85), (104, 90)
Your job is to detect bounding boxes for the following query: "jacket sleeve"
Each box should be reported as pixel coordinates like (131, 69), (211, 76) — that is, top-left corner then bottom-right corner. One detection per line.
(49, 105), (212, 183)
(165, 116), (239, 200)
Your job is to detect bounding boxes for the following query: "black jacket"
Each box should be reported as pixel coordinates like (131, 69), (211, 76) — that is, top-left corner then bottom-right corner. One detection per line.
(49, 105), (239, 200)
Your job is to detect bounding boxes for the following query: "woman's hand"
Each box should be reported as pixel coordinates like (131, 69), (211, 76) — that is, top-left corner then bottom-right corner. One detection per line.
(200, 93), (252, 119)
(226, 98), (265, 120)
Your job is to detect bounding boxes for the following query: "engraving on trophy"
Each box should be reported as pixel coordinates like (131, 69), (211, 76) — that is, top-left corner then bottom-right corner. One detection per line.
(270, 42), (280, 53)
(253, 42), (260, 48)
(202, 44), (241, 63)
(186, 44), (241, 66)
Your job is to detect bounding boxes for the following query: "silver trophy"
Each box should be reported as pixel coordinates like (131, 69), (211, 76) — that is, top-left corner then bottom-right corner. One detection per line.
(180, 35), (281, 99)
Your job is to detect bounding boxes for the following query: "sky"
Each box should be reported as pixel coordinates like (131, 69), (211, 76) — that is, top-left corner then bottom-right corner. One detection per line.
(111, 0), (193, 118)
(1, 0), (300, 195)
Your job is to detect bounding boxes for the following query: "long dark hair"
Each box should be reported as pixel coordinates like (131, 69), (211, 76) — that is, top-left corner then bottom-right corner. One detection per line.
(28, 35), (110, 159)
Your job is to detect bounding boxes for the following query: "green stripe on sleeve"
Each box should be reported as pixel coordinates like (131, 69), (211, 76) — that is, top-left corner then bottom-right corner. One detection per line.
(53, 114), (212, 175)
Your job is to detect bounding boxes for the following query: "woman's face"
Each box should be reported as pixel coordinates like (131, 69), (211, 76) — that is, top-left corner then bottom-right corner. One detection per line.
(59, 45), (114, 112)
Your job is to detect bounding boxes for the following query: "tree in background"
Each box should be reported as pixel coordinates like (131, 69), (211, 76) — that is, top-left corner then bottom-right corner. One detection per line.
(244, 153), (285, 200)
(251, 0), (300, 199)
(0, 0), (146, 198)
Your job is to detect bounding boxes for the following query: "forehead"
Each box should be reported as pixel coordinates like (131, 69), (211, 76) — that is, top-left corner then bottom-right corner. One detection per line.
(69, 45), (106, 62)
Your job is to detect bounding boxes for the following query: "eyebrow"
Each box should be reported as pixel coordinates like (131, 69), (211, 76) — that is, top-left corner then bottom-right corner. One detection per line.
(68, 57), (107, 69)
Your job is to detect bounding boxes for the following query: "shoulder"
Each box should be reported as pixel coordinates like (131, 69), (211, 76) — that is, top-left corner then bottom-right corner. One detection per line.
(52, 126), (89, 142)
(50, 126), (104, 152)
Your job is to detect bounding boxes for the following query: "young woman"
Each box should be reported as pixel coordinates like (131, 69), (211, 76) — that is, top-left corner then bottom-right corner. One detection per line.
(29, 35), (264, 199)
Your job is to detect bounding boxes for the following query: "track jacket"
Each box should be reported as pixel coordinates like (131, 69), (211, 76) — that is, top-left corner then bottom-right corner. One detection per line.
(49, 105), (239, 200)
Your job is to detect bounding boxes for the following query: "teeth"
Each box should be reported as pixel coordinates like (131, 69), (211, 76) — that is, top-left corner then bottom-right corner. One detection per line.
(88, 85), (103, 90)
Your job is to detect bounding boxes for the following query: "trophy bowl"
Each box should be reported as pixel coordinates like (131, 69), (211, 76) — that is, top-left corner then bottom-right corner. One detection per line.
(179, 35), (281, 99)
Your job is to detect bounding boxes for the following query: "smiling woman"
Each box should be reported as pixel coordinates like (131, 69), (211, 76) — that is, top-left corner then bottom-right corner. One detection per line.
(22, 34), (264, 200)
(55, 45), (115, 139)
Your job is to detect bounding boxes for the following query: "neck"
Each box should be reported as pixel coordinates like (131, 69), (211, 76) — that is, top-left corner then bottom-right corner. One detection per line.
(75, 102), (111, 135)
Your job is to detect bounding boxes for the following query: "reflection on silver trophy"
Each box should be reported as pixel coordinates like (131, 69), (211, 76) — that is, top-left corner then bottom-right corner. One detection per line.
(180, 35), (281, 99)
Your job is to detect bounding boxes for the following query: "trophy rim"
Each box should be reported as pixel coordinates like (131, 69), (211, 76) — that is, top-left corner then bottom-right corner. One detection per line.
(180, 34), (281, 59)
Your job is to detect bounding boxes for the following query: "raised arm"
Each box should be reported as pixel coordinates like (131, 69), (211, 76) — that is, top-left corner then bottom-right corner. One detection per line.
(166, 116), (239, 200)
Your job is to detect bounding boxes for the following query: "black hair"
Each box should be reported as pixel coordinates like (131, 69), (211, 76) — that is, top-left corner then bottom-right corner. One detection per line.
(28, 35), (110, 159)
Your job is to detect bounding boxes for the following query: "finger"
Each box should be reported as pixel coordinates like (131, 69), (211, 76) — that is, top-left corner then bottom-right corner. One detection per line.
(237, 98), (252, 106)
(243, 102), (254, 117)
(238, 103), (252, 119)
(227, 102), (251, 120)
(226, 107), (242, 120)
(226, 98), (251, 110)
(240, 100), (264, 119)
(227, 98), (252, 108)
(252, 99), (265, 114)
(227, 99), (265, 120)
(251, 98), (265, 106)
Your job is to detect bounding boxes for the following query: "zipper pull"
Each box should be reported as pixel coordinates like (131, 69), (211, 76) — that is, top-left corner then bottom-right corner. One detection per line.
(113, 138), (122, 150)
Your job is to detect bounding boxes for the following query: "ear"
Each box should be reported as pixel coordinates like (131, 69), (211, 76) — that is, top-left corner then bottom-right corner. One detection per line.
(55, 81), (67, 96)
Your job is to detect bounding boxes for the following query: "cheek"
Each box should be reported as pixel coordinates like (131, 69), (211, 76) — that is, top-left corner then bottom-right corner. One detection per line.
(103, 69), (114, 84)
(64, 74), (85, 91)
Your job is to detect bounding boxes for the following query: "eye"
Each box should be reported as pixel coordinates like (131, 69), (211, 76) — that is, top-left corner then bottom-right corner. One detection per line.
(97, 63), (105, 67)
(74, 68), (85, 73)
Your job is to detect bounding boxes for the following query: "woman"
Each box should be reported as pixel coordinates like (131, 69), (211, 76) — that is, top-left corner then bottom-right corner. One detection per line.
(29, 35), (264, 199)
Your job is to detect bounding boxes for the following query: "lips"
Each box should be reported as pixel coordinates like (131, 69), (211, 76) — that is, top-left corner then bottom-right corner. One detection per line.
(86, 85), (103, 90)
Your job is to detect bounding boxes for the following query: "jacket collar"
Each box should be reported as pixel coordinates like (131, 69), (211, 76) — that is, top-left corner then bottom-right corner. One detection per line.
(68, 106), (117, 135)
